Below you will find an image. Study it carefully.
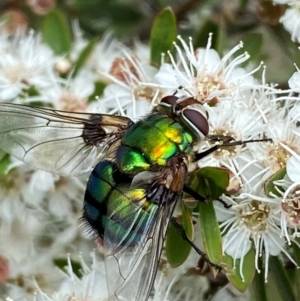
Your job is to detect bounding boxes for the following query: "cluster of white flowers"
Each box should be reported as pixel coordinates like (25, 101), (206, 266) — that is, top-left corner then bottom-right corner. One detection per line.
(0, 22), (300, 301)
(149, 34), (300, 282)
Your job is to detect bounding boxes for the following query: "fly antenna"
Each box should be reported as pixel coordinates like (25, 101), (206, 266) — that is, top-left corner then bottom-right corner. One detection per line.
(172, 86), (194, 97)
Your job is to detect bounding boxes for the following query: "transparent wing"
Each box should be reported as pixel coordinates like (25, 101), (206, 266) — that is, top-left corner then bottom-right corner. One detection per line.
(104, 189), (177, 301)
(0, 103), (132, 176)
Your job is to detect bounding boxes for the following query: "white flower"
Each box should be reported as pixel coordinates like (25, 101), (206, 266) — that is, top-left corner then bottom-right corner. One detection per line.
(0, 31), (55, 100)
(215, 191), (296, 280)
(32, 71), (95, 112)
(248, 116), (300, 173)
(89, 32), (127, 82)
(154, 35), (258, 106)
(100, 52), (159, 120)
(195, 100), (268, 190)
(240, 77), (280, 119)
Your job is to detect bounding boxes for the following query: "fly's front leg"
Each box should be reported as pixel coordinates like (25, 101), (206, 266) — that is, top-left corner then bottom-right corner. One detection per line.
(207, 135), (235, 143)
(194, 137), (272, 161)
(183, 184), (206, 203)
(184, 185), (231, 208)
(170, 217), (222, 272)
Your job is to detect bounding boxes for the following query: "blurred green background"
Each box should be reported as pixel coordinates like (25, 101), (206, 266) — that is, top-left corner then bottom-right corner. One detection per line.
(0, 0), (297, 84)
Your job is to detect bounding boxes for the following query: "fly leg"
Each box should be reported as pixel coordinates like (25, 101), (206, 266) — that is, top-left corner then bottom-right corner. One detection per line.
(183, 185), (231, 208)
(183, 184), (206, 203)
(194, 138), (272, 161)
(216, 198), (232, 209)
(170, 217), (222, 272)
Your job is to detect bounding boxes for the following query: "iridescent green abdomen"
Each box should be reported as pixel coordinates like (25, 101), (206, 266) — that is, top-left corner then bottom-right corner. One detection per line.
(117, 113), (193, 173)
(83, 160), (157, 247)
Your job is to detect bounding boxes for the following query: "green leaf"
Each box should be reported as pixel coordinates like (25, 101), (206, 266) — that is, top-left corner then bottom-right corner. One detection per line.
(182, 204), (194, 241)
(182, 193), (198, 209)
(270, 256), (296, 301)
(150, 7), (177, 67)
(166, 208), (192, 268)
(42, 9), (72, 55)
(74, 1), (142, 36)
(0, 153), (11, 178)
(194, 20), (221, 51)
(234, 33), (263, 67)
(224, 248), (256, 292)
(292, 243), (300, 299)
(187, 167), (229, 201)
(198, 200), (222, 264)
(73, 38), (98, 78)
(251, 258), (268, 301)
(22, 85), (40, 97)
(264, 167), (286, 197)
(53, 258), (82, 278)
(239, 0), (250, 10)
(88, 81), (106, 102)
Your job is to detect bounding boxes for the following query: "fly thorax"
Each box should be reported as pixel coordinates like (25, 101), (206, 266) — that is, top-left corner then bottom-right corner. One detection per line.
(118, 113), (194, 173)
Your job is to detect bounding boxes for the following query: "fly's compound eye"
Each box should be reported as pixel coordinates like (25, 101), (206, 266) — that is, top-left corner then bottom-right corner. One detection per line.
(182, 108), (209, 138)
(160, 95), (179, 108)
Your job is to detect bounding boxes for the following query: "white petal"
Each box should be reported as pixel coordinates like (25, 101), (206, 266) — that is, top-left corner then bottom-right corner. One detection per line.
(154, 63), (179, 87)
(214, 201), (234, 222)
(223, 229), (251, 258)
(288, 72), (300, 90)
(288, 103), (300, 121)
(287, 155), (300, 182)
(30, 170), (56, 192)
(265, 230), (285, 256)
(194, 48), (220, 71)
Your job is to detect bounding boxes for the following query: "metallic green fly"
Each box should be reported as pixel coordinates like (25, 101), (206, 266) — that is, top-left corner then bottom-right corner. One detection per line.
(0, 95), (246, 301)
